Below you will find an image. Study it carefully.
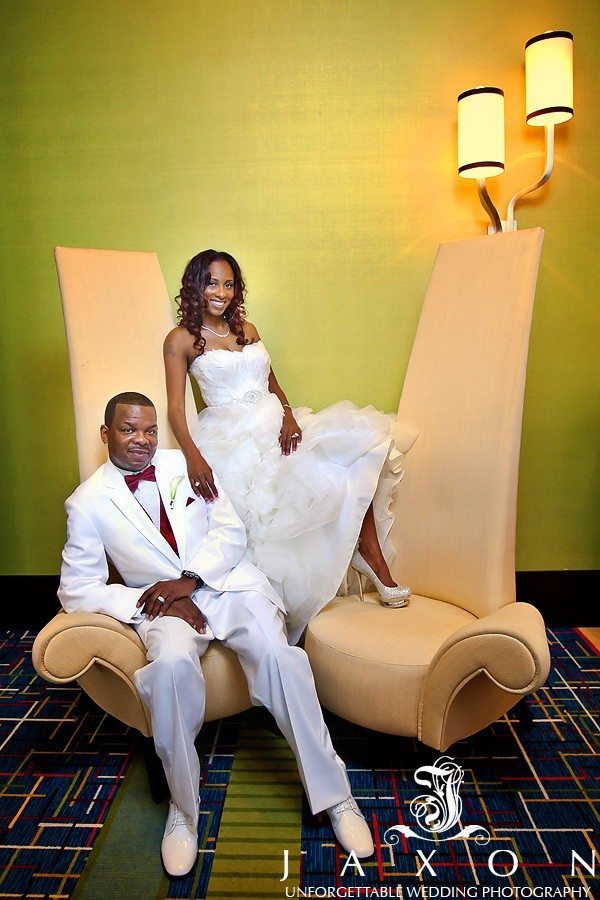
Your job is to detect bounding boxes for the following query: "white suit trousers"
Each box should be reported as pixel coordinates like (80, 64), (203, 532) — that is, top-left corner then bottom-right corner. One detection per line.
(133, 589), (350, 824)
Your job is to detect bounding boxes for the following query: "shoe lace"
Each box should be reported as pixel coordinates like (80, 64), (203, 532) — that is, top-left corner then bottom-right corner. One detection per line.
(330, 797), (359, 818)
(168, 803), (192, 832)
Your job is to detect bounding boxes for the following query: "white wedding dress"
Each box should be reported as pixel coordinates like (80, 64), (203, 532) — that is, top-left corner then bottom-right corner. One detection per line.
(189, 341), (402, 644)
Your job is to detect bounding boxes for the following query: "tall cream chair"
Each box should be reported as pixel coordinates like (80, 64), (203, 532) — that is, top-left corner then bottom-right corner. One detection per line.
(32, 248), (253, 745)
(305, 229), (551, 750)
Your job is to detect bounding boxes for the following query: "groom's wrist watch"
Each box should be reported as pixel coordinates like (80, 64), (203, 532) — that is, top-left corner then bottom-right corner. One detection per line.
(181, 570), (204, 592)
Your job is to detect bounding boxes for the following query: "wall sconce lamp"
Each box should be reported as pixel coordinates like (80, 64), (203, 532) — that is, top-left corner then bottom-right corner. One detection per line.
(458, 86), (505, 233)
(458, 30), (573, 233)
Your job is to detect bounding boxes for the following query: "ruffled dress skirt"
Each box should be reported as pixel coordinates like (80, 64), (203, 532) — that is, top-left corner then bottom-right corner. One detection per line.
(191, 391), (402, 644)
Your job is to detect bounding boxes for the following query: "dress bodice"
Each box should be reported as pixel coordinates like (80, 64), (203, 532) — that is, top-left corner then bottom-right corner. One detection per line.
(189, 341), (271, 408)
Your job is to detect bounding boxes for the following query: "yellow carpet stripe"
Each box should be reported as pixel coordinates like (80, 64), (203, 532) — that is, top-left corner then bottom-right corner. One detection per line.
(206, 724), (302, 898)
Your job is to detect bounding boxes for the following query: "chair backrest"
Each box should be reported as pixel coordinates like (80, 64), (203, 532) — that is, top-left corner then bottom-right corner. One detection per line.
(55, 246), (197, 480)
(389, 228), (544, 618)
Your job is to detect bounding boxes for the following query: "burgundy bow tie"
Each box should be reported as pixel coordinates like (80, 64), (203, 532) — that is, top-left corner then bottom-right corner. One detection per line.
(124, 465), (156, 492)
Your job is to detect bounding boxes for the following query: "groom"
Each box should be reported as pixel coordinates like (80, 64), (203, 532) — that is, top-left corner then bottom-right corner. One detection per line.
(58, 391), (374, 876)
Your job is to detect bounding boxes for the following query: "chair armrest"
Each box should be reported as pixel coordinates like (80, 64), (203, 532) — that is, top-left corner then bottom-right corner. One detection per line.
(419, 602), (550, 749)
(32, 611), (147, 683)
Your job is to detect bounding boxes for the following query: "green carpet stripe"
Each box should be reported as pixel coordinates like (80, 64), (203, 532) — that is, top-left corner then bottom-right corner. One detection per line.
(226, 772), (299, 780)
(223, 800), (299, 810)
(213, 831), (299, 840)
(72, 749), (168, 900)
(206, 725), (302, 899)
(226, 784), (301, 792)
(218, 813), (298, 823)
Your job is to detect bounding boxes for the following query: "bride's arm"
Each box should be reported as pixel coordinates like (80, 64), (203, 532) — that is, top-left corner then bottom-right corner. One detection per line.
(267, 366), (303, 456)
(246, 323), (301, 456)
(163, 327), (219, 501)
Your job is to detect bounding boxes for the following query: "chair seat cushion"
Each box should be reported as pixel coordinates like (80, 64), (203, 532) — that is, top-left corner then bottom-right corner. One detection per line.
(305, 594), (475, 735)
(32, 612), (252, 734)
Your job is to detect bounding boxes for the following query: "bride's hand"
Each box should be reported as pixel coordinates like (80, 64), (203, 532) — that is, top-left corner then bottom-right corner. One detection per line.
(186, 449), (219, 501)
(279, 409), (302, 456)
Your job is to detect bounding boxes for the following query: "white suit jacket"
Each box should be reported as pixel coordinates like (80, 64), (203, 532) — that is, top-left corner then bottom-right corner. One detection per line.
(58, 448), (285, 623)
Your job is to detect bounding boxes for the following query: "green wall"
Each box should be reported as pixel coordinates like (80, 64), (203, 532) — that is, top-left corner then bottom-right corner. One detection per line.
(1, 0), (598, 574)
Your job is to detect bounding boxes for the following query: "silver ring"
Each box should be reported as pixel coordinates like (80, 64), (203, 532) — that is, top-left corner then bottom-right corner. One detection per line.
(194, 481), (201, 487)
(291, 432), (300, 438)
(157, 595), (165, 604)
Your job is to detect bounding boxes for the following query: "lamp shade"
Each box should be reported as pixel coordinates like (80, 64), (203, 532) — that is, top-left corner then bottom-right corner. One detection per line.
(526, 31), (573, 126)
(458, 87), (505, 179)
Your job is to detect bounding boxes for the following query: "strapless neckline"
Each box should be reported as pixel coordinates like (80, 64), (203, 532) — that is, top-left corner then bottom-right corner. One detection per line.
(193, 340), (264, 362)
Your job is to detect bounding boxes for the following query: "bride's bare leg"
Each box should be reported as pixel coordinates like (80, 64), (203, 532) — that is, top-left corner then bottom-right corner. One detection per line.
(357, 502), (396, 587)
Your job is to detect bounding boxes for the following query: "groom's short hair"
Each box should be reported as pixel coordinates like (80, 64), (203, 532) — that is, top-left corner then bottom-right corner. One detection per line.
(104, 392), (155, 426)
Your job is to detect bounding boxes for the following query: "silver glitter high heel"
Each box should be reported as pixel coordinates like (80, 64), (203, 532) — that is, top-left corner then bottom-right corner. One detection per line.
(350, 549), (411, 608)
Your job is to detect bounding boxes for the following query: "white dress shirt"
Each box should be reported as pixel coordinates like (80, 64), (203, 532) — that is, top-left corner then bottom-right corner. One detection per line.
(115, 463), (161, 531)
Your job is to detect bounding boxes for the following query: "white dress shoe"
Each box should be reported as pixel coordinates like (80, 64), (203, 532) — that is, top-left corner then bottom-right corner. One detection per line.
(327, 796), (374, 858)
(161, 800), (198, 877)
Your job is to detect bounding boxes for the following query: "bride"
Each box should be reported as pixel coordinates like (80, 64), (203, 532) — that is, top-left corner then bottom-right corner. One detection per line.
(164, 249), (410, 643)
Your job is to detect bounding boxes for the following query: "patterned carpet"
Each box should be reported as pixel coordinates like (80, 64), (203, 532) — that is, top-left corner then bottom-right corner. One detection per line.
(0, 627), (597, 899)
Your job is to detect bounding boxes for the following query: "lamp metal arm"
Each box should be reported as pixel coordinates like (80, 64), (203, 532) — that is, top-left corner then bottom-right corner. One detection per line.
(506, 124), (555, 230)
(477, 179), (502, 234)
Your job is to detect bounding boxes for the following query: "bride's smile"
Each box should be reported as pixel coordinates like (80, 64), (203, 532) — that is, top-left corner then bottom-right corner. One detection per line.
(202, 260), (235, 320)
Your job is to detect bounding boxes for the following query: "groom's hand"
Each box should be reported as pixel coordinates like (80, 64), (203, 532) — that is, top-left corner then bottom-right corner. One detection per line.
(162, 597), (207, 634)
(137, 576), (198, 621)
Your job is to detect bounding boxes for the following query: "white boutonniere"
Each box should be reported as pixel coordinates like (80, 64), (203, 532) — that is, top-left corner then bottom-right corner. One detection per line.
(169, 476), (185, 509)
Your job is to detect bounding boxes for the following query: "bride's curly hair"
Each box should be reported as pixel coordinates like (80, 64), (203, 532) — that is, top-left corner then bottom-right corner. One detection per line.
(176, 249), (248, 354)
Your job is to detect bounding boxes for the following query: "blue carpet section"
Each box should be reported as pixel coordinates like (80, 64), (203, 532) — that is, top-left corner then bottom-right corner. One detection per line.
(70, 722), (243, 900)
(0, 629), (134, 897)
(0, 629), (243, 899)
(0, 627), (598, 897)
(299, 628), (599, 891)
